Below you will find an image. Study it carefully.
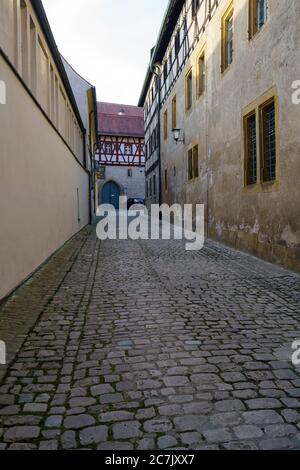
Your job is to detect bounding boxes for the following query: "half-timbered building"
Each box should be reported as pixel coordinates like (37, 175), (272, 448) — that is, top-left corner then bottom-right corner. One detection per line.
(139, 0), (300, 272)
(96, 102), (145, 209)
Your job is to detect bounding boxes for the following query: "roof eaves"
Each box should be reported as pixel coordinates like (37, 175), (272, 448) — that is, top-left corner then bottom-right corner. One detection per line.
(138, 0), (185, 106)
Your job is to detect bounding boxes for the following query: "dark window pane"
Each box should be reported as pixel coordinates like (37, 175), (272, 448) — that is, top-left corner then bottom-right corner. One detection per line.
(188, 150), (193, 180)
(246, 114), (257, 185)
(193, 146), (199, 178)
(262, 101), (276, 182)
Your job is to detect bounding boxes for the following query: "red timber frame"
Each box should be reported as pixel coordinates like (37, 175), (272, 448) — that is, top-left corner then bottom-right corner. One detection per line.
(97, 135), (145, 167)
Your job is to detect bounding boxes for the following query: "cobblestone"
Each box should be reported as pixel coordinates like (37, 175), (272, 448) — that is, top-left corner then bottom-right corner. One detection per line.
(0, 226), (300, 449)
(80, 426), (108, 445)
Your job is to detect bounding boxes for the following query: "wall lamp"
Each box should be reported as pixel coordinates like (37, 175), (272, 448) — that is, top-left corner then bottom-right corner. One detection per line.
(172, 128), (185, 144)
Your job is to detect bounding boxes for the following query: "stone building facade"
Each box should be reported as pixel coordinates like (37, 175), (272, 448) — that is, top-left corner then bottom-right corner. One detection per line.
(139, 0), (300, 271)
(0, 0), (97, 299)
(139, 66), (161, 209)
(96, 102), (145, 209)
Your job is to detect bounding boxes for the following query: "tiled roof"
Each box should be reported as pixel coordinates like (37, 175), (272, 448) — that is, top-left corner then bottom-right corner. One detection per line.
(97, 102), (144, 137)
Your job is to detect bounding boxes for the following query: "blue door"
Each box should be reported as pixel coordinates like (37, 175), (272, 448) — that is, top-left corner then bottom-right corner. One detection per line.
(101, 182), (120, 209)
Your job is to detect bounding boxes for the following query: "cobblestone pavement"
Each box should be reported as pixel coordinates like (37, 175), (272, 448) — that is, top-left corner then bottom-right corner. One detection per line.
(0, 225), (300, 450)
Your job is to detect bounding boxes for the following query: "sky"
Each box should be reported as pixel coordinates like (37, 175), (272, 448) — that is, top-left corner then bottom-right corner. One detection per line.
(42, 0), (169, 106)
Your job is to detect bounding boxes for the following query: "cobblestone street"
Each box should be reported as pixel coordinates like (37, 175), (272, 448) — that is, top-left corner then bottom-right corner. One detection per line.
(0, 226), (300, 450)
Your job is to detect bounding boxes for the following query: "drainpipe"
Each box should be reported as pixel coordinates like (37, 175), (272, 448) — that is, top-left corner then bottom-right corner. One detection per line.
(82, 130), (92, 224)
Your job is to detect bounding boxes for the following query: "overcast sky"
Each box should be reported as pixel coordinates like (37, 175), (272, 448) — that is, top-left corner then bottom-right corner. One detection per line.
(42, 0), (168, 106)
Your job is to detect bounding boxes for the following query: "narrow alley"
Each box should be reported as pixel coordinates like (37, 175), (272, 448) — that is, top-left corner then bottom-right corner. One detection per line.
(0, 227), (300, 450)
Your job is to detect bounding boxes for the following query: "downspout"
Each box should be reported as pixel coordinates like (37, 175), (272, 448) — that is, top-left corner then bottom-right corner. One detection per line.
(82, 129), (92, 225)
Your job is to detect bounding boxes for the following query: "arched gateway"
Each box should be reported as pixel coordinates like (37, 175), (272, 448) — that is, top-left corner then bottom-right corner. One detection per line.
(100, 181), (120, 209)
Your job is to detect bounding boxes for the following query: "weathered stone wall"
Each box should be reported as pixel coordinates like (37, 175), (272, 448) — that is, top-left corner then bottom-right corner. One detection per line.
(160, 0), (300, 271)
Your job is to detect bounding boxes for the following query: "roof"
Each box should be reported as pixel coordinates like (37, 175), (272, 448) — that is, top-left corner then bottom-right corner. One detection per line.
(31, 0), (85, 133)
(61, 55), (94, 127)
(138, 0), (185, 106)
(97, 102), (144, 138)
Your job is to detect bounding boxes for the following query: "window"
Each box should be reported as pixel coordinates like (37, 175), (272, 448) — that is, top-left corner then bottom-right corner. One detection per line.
(175, 30), (180, 56)
(185, 68), (193, 111)
(164, 110), (168, 140)
(21, 0), (29, 84)
(128, 169), (133, 178)
(188, 145), (199, 181)
(50, 64), (55, 121)
(260, 99), (276, 182)
(165, 169), (168, 191)
(153, 175), (156, 196)
(197, 51), (205, 98)
(30, 17), (37, 95)
(243, 94), (277, 188)
(163, 61), (168, 83)
(192, 0), (200, 18)
(249, 0), (268, 39)
(222, 5), (234, 72)
(146, 181), (149, 198)
(172, 95), (177, 129)
(149, 178), (152, 197)
(244, 112), (257, 185)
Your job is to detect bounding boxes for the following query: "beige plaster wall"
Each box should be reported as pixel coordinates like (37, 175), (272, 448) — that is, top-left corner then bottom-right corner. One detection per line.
(0, 56), (89, 299)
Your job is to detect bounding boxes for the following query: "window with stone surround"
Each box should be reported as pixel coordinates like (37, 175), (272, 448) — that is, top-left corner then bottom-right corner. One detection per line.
(197, 50), (205, 98)
(243, 94), (277, 188)
(164, 110), (168, 140)
(249, 0), (268, 39)
(185, 68), (193, 111)
(221, 3), (234, 72)
(188, 145), (199, 181)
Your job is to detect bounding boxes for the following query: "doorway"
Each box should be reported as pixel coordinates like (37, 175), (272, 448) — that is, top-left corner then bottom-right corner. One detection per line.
(101, 181), (120, 209)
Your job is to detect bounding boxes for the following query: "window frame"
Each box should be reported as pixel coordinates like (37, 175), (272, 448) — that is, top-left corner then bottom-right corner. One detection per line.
(249, 0), (269, 39)
(242, 89), (279, 192)
(244, 110), (258, 186)
(175, 29), (180, 56)
(163, 110), (168, 140)
(172, 95), (177, 129)
(188, 144), (199, 181)
(185, 68), (193, 112)
(259, 97), (276, 183)
(196, 48), (205, 99)
(221, 3), (234, 73)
